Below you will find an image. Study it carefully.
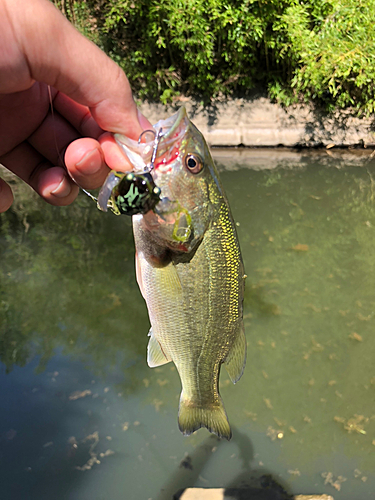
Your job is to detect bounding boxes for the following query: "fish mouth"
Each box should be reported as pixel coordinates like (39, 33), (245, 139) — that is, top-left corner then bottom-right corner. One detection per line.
(114, 107), (189, 172)
(97, 107), (188, 213)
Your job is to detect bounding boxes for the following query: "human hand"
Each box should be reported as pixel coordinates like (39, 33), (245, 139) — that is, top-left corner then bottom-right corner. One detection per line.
(0, 0), (151, 212)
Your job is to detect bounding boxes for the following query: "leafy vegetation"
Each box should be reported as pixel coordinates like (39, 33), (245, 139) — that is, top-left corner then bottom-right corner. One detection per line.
(55, 0), (272, 103)
(279, 0), (375, 112)
(55, 0), (375, 111)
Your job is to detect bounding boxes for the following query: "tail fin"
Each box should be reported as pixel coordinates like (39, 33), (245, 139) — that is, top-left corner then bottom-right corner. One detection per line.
(178, 395), (232, 440)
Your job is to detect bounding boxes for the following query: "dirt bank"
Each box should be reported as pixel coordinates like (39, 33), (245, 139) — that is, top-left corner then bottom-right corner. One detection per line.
(139, 97), (375, 148)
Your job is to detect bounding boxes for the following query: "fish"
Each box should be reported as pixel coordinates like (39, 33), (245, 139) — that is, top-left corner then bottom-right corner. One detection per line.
(109, 107), (246, 439)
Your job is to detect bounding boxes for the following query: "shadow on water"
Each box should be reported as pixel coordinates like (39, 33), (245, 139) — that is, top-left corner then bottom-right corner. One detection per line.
(169, 429), (292, 500)
(244, 282), (282, 318)
(222, 429), (292, 500)
(157, 435), (223, 500)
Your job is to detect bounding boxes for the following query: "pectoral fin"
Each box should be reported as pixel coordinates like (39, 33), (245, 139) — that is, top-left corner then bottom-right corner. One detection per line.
(135, 251), (146, 299)
(147, 328), (172, 367)
(224, 323), (247, 384)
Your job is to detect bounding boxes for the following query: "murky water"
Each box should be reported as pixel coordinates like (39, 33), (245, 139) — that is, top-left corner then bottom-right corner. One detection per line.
(1, 150), (375, 500)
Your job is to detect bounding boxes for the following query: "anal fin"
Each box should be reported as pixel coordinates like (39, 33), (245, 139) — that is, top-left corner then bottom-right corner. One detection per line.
(224, 323), (247, 384)
(147, 328), (172, 367)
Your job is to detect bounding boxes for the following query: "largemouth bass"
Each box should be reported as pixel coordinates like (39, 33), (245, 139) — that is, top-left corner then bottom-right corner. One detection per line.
(106, 107), (246, 439)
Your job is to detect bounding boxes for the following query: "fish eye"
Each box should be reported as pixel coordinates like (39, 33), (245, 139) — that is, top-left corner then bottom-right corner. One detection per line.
(184, 153), (204, 174)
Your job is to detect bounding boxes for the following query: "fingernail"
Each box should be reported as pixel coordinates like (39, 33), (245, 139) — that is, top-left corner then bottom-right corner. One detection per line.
(51, 175), (72, 198)
(76, 148), (102, 174)
(137, 109), (153, 130)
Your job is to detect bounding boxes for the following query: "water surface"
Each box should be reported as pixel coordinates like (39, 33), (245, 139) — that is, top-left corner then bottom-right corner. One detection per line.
(1, 150), (374, 499)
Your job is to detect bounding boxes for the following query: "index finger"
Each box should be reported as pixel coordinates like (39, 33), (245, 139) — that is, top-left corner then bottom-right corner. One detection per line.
(3, 0), (148, 138)
(52, 91), (103, 139)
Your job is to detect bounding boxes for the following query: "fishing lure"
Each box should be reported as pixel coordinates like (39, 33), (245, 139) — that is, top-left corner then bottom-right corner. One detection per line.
(98, 170), (161, 216)
(95, 128), (163, 216)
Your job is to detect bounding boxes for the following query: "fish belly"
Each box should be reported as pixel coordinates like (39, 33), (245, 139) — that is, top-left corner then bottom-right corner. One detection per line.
(133, 206), (245, 439)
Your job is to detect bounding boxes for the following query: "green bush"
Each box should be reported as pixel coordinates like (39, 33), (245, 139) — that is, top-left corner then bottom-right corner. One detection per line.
(54, 0), (375, 112)
(279, 0), (375, 113)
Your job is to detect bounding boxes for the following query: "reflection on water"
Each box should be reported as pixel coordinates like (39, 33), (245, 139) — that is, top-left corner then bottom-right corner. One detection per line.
(1, 152), (375, 499)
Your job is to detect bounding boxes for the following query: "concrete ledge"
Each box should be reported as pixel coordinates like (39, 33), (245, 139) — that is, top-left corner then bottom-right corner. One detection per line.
(139, 97), (375, 148)
(174, 489), (334, 500)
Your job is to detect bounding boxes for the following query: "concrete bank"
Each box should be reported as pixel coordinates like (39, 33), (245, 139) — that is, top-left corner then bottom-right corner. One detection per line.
(139, 97), (375, 148)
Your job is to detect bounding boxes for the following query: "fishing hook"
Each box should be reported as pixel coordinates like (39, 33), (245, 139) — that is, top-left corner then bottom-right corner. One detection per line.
(149, 127), (164, 171)
(138, 127), (164, 172)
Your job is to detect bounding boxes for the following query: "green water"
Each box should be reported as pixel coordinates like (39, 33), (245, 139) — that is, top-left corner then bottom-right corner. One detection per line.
(0, 151), (374, 499)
